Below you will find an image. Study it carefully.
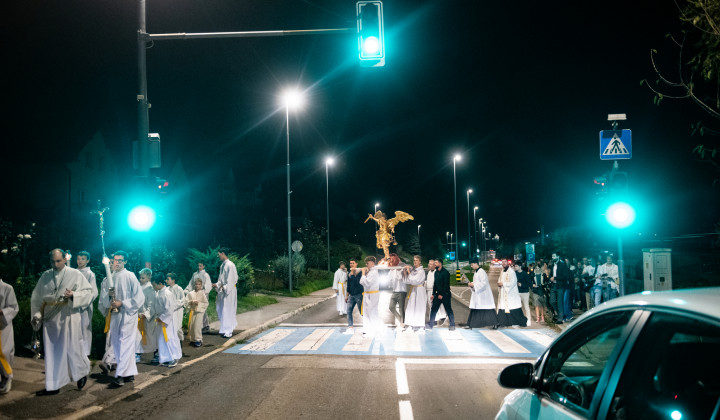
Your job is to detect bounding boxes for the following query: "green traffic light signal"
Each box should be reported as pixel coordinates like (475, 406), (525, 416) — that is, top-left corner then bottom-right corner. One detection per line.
(356, 1), (385, 67)
(128, 205), (156, 232)
(605, 202), (635, 229)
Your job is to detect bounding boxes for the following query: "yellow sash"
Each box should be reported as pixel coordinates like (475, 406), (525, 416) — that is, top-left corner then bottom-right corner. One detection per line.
(156, 319), (168, 342)
(187, 310), (194, 331)
(138, 317), (147, 345)
(361, 290), (379, 315)
(340, 282), (346, 299)
(104, 307), (112, 333)
(0, 332), (11, 375)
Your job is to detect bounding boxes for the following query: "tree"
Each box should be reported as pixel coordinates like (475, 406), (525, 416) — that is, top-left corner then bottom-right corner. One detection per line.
(642, 0), (720, 177)
(294, 219), (327, 269)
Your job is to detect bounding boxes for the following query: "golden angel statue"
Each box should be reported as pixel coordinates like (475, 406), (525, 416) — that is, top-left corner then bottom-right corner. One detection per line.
(364, 210), (414, 259)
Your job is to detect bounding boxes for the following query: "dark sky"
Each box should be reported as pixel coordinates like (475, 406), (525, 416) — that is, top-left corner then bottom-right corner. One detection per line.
(3, 0), (719, 246)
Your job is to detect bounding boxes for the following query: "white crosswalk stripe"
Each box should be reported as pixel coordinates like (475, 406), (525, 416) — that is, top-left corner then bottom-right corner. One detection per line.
(291, 328), (334, 351)
(517, 330), (554, 347)
(393, 330), (421, 352)
(240, 329), (295, 351)
(342, 331), (374, 352)
(438, 329), (472, 352)
(479, 330), (531, 354)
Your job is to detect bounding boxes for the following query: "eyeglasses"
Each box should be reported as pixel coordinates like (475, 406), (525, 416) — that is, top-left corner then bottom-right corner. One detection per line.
(113, 259), (126, 263)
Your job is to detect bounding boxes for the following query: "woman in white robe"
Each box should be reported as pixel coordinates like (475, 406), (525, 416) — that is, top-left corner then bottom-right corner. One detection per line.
(402, 256), (427, 330)
(332, 263), (348, 316)
(184, 279), (209, 346)
(31, 251), (93, 394)
(152, 275), (182, 367)
(466, 263), (498, 329)
(0, 278), (19, 394)
(496, 261), (527, 327)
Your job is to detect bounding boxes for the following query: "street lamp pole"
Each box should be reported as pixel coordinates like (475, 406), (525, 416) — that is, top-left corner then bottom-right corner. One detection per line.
(325, 157), (334, 272)
(446, 231), (450, 252)
(466, 189), (472, 263)
(283, 89), (303, 292)
(417, 224), (421, 249)
(473, 207), (478, 257)
(373, 202), (379, 255)
(453, 155), (461, 276)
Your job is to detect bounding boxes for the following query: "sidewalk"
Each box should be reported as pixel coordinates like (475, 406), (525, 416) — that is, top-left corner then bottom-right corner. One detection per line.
(0, 287), (335, 418)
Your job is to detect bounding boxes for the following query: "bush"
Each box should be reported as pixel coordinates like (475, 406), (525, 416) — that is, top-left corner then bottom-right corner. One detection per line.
(270, 253), (306, 288)
(186, 246), (255, 298)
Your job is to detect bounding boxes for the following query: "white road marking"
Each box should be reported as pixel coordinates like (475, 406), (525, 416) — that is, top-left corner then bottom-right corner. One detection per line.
(438, 329), (472, 352)
(240, 329), (295, 351)
(291, 328), (334, 351)
(480, 330), (530, 353)
(517, 330), (554, 347)
(394, 330), (422, 352)
(342, 330), (374, 352)
(399, 400), (414, 420)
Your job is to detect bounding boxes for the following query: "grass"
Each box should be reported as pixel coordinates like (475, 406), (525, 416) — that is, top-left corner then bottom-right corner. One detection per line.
(202, 291), (279, 323)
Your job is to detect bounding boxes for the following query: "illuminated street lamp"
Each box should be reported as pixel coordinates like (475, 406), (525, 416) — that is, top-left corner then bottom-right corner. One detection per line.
(453, 154), (462, 274)
(417, 224), (421, 245)
(373, 202), (380, 254)
(282, 88), (305, 292)
(466, 189), (473, 262)
(325, 157), (334, 272)
(473, 206), (479, 255)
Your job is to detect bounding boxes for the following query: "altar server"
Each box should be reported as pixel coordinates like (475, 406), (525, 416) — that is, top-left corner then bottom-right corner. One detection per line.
(184, 278), (209, 347)
(76, 251), (98, 356)
(31, 248), (93, 395)
(136, 268), (157, 359)
(185, 262), (212, 331)
(359, 256), (380, 335)
(213, 248), (237, 338)
(332, 261), (348, 316)
(402, 256), (427, 331)
(152, 274), (182, 367)
(0, 277), (19, 394)
(166, 273), (185, 341)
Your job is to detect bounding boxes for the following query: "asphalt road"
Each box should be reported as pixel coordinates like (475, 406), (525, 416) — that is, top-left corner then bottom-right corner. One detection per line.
(73, 289), (533, 420)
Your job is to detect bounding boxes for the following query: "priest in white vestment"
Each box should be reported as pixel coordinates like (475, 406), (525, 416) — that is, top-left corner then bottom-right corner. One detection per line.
(213, 248), (237, 338)
(466, 262), (498, 329)
(76, 251), (98, 357)
(496, 260), (527, 327)
(332, 262), (348, 316)
(31, 249), (93, 395)
(0, 278), (19, 394)
(359, 256), (381, 335)
(100, 251), (145, 387)
(152, 275), (182, 367)
(401, 256), (427, 331)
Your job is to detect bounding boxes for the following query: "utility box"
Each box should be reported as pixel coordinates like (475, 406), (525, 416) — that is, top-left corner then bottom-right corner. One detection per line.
(642, 248), (672, 291)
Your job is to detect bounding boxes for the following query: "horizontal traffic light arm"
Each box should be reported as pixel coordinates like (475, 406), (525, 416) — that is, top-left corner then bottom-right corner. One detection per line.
(146, 28), (354, 41)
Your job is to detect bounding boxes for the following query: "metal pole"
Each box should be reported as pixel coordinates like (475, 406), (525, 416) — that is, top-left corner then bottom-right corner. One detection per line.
(286, 106), (293, 292)
(617, 235), (625, 297)
(453, 160), (459, 274)
(138, 0), (149, 178)
(466, 191), (472, 262)
(326, 162), (330, 272)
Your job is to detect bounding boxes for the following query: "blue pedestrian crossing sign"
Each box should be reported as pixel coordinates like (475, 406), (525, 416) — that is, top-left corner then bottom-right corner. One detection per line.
(599, 129), (632, 160)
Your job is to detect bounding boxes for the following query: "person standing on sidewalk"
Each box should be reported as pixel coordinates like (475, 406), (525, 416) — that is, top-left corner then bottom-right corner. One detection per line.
(136, 268), (157, 363)
(514, 262), (532, 327)
(425, 258), (455, 331)
(0, 277), (19, 395)
(213, 248), (237, 338)
(166, 273), (185, 342)
(360, 256), (380, 335)
(466, 261), (497, 329)
(101, 251), (145, 389)
(549, 252), (571, 324)
(496, 260), (527, 328)
(185, 262), (212, 332)
(345, 259), (364, 333)
(402, 255), (427, 332)
(152, 274), (181, 368)
(387, 253), (407, 329)
(332, 261), (348, 316)
(76, 251), (97, 357)
(31, 248), (94, 395)
(185, 278), (209, 347)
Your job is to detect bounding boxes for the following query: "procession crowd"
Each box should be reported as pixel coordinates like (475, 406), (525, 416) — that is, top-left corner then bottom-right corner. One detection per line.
(0, 246), (240, 396)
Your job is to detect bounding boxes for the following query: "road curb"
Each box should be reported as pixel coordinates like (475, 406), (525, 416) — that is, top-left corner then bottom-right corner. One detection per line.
(60, 293), (335, 420)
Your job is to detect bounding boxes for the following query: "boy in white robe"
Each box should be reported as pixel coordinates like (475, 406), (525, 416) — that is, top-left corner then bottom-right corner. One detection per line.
(401, 256), (427, 331)
(0, 278), (19, 394)
(185, 279), (209, 347)
(496, 260), (527, 327)
(152, 275), (182, 367)
(166, 273), (185, 341)
(213, 248), (238, 338)
(31, 249), (93, 395)
(332, 261), (348, 316)
(466, 262), (498, 329)
(135, 268), (157, 361)
(101, 251), (145, 388)
(359, 256), (380, 335)
(97, 274), (116, 374)
(76, 251), (98, 357)
(185, 262), (212, 331)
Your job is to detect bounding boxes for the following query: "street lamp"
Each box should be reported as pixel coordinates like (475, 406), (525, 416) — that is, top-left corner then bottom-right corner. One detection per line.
(446, 231), (450, 252)
(466, 189), (473, 263)
(325, 157), (334, 272)
(417, 224), (421, 246)
(282, 88), (304, 292)
(373, 202), (380, 255)
(473, 206), (478, 256)
(453, 154), (461, 276)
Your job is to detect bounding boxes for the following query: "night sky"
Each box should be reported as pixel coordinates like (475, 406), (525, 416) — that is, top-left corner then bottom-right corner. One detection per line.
(3, 0), (719, 247)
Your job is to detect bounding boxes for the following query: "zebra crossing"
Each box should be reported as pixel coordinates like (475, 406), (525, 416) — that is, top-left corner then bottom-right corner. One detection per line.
(224, 325), (553, 357)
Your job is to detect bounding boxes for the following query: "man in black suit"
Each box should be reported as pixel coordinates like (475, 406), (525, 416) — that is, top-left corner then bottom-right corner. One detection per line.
(549, 252), (571, 324)
(425, 258), (455, 331)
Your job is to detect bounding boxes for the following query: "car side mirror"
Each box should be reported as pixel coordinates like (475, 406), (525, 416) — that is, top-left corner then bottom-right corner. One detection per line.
(497, 362), (534, 389)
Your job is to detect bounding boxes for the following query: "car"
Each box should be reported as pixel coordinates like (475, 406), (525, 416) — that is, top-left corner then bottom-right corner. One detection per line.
(495, 287), (720, 420)
(492, 259), (502, 267)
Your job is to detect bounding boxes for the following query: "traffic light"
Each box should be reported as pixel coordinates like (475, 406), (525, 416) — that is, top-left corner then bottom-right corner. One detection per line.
(608, 171), (628, 196)
(128, 205), (156, 232)
(594, 174), (608, 199)
(356, 1), (385, 67)
(605, 202), (635, 229)
(155, 177), (169, 194)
